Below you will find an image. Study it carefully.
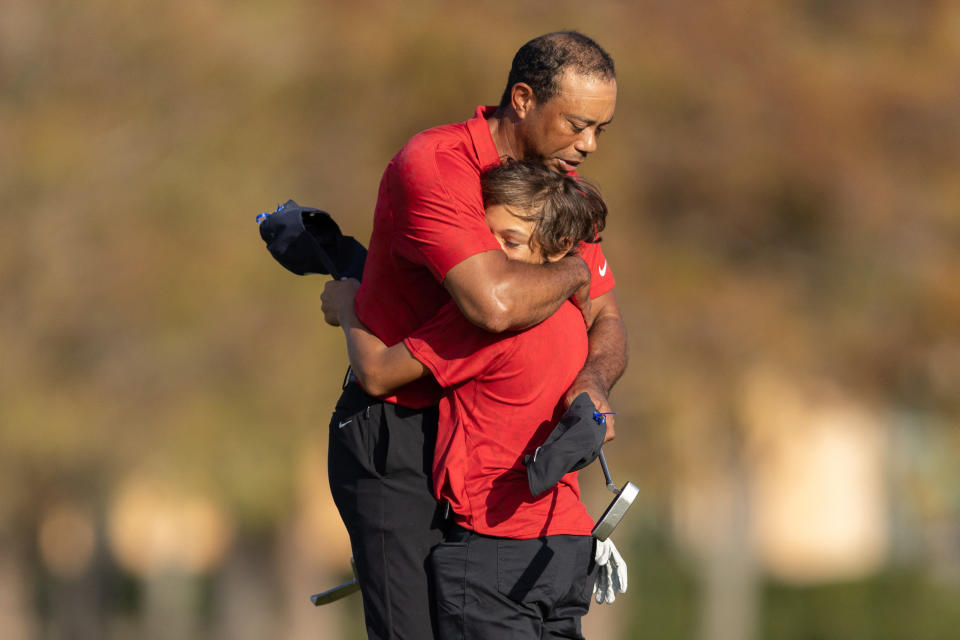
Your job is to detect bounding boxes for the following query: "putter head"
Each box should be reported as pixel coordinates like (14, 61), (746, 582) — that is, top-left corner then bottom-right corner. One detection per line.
(591, 481), (639, 541)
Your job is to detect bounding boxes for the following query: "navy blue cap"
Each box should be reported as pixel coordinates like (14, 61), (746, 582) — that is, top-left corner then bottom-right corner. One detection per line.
(524, 392), (606, 497)
(258, 200), (366, 280)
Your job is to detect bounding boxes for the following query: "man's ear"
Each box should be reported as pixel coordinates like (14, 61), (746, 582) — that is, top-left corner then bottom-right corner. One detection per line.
(510, 83), (536, 119)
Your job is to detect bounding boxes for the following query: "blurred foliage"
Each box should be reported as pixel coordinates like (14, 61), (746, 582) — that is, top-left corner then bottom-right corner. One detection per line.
(621, 509), (699, 640)
(1, 0), (959, 637)
(761, 570), (960, 640)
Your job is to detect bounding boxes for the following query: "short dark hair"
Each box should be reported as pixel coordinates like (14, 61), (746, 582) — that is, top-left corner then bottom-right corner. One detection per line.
(498, 31), (616, 109)
(481, 158), (607, 259)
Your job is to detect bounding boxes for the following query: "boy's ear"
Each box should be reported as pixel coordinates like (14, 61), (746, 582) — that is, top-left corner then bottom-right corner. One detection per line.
(544, 238), (575, 263)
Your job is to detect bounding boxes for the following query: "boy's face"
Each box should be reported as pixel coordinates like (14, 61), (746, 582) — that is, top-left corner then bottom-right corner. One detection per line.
(485, 204), (543, 264)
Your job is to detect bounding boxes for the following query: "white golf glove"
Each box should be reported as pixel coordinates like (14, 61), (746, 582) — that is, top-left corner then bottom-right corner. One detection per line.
(593, 537), (628, 604)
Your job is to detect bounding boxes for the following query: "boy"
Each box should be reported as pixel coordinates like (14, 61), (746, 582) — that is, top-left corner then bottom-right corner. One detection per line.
(323, 159), (610, 639)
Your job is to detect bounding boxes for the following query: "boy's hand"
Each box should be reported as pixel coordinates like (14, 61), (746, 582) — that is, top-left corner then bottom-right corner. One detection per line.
(321, 278), (361, 326)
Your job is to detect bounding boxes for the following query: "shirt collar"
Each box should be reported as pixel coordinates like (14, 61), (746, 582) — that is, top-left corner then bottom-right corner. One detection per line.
(467, 105), (501, 169)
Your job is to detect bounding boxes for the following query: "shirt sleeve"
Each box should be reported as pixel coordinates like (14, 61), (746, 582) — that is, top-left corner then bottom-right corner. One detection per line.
(391, 142), (502, 283)
(403, 301), (514, 389)
(577, 240), (616, 299)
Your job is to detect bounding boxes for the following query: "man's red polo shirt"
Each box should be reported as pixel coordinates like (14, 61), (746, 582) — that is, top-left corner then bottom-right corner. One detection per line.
(355, 106), (616, 408)
(404, 301), (596, 539)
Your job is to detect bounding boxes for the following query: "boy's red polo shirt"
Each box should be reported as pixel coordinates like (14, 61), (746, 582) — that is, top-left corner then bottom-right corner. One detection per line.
(355, 106), (616, 409)
(404, 301), (596, 539)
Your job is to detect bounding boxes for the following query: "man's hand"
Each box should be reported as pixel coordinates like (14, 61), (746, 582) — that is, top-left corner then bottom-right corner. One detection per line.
(593, 537), (628, 604)
(320, 278), (361, 326)
(570, 277), (593, 327)
(566, 373), (615, 442)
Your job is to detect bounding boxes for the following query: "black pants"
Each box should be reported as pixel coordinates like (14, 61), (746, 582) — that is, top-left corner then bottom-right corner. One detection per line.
(328, 381), (445, 640)
(430, 524), (597, 640)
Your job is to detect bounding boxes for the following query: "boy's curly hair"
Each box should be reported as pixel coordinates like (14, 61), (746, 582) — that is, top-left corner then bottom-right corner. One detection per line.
(481, 158), (607, 259)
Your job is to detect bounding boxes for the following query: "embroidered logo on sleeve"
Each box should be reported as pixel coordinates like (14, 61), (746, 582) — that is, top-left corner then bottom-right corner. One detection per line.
(598, 260), (608, 277)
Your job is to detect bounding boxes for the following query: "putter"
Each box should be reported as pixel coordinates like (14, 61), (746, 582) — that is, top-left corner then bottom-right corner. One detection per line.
(310, 558), (361, 606)
(590, 411), (639, 541)
(592, 450), (638, 541)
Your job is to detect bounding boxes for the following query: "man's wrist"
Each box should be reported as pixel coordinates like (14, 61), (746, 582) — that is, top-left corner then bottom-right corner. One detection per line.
(572, 368), (608, 396)
(559, 254), (591, 287)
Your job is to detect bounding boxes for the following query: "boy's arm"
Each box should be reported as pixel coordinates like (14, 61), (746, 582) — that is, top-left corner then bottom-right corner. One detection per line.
(321, 279), (428, 396)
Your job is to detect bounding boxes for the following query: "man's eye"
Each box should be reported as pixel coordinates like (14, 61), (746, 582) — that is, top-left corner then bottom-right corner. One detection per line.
(569, 122), (584, 133)
(597, 127), (606, 136)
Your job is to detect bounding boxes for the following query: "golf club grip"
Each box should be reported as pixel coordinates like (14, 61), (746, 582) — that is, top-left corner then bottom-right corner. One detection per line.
(310, 578), (360, 606)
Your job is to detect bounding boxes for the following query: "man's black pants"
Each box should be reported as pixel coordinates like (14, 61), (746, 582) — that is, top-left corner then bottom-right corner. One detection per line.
(328, 380), (445, 640)
(430, 524), (597, 640)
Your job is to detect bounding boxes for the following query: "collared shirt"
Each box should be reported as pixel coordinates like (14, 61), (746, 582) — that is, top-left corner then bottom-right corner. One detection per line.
(405, 300), (595, 539)
(356, 106), (616, 408)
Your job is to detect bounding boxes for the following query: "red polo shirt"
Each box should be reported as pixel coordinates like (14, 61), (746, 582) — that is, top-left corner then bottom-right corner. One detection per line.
(356, 106), (616, 408)
(404, 300), (596, 539)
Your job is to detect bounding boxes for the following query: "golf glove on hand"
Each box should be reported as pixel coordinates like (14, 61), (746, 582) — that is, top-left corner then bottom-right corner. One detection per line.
(593, 537), (628, 604)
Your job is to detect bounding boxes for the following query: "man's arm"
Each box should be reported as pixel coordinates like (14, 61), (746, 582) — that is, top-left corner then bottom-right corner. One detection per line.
(443, 250), (591, 333)
(564, 290), (628, 442)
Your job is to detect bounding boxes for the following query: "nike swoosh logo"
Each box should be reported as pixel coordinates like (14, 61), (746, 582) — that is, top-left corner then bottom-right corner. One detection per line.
(338, 419), (352, 429)
(598, 261), (608, 277)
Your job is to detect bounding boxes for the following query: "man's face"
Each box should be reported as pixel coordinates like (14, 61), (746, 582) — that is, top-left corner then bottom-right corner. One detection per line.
(517, 70), (617, 175)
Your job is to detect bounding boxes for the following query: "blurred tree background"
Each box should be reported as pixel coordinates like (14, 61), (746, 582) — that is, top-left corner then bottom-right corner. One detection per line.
(1, 1), (958, 639)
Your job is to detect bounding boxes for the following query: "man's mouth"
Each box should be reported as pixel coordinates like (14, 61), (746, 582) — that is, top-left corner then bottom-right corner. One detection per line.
(556, 158), (580, 173)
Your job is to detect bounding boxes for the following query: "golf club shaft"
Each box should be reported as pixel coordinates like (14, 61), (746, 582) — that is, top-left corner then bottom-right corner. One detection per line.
(598, 450), (618, 494)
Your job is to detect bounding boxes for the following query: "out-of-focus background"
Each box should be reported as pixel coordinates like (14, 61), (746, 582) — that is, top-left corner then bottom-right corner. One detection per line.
(2, 1), (959, 638)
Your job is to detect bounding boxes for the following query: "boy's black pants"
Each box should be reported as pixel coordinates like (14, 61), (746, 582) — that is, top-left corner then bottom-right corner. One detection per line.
(430, 523), (597, 640)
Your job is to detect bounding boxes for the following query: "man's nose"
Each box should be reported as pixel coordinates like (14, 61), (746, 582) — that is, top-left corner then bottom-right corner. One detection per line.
(574, 129), (597, 155)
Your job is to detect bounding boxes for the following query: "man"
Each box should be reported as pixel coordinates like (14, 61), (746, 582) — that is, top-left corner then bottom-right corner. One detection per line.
(322, 32), (627, 640)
